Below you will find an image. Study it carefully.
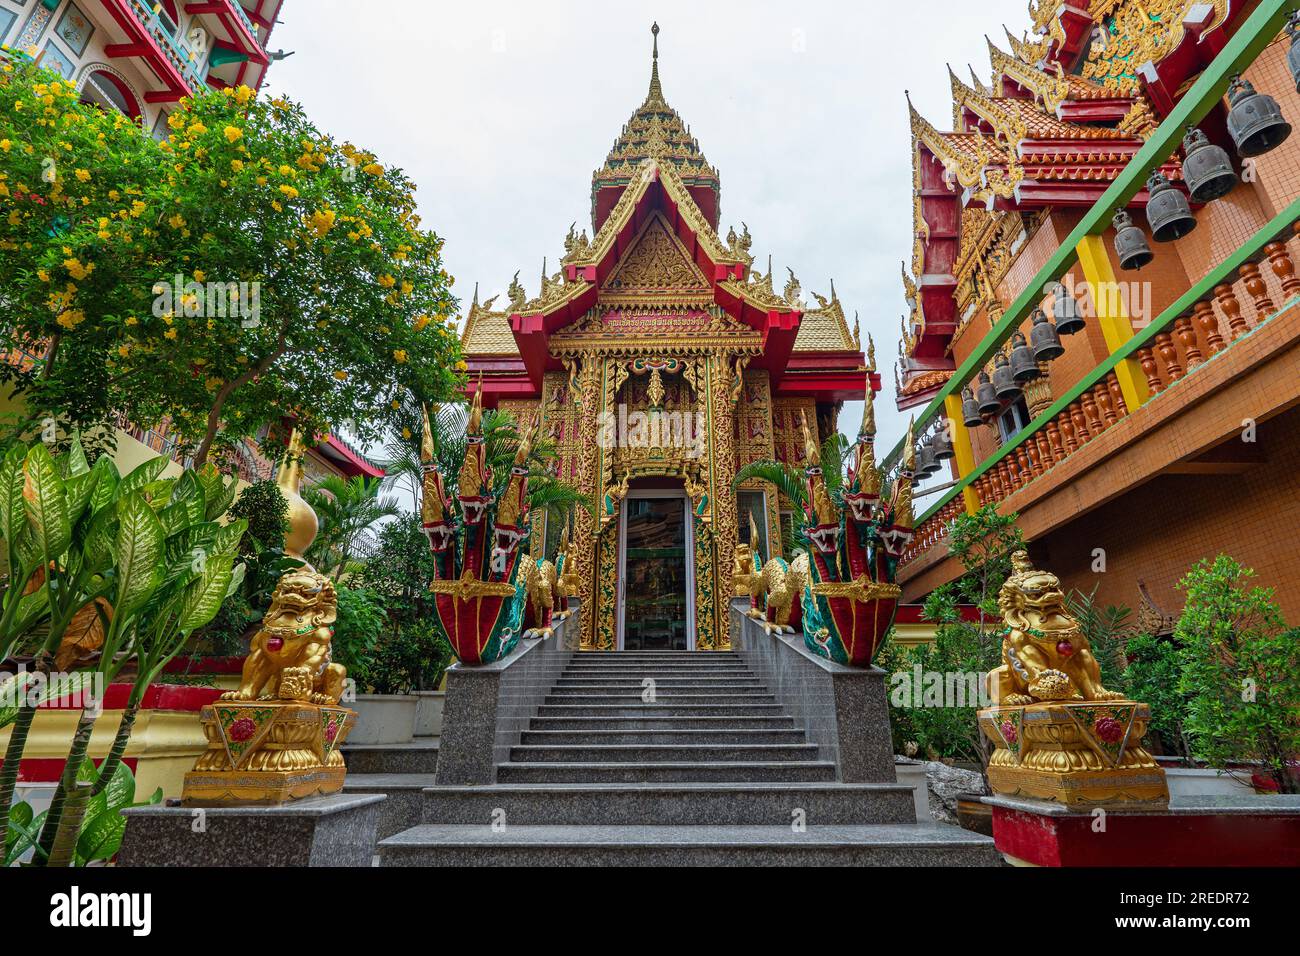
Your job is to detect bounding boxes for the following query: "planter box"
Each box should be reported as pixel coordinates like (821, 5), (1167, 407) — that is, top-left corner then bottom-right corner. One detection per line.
(413, 691), (445, 738)
(894, 758), (927, 823)
(1164, 766), (1255, 799)
(347, 694), (418, 746)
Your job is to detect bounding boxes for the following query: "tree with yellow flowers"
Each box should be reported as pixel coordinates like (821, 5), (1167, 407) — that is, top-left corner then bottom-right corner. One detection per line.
(0, 58), (461, 466)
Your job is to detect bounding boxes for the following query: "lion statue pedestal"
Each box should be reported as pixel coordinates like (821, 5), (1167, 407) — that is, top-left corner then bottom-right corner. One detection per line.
(977, 551), (1168, 806)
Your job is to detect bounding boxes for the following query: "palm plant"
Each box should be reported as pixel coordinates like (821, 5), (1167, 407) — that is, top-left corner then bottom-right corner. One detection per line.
(732, 431), (857, 533)
(302, 475), (401, 581)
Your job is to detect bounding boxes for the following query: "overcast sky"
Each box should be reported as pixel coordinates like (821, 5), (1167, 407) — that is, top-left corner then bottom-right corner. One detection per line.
(263, 0), (1031, 477)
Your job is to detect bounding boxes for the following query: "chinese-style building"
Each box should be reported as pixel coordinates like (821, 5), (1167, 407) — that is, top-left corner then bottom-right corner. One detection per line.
(460, 25), (873, 652)
(895, 0), (1300, 621)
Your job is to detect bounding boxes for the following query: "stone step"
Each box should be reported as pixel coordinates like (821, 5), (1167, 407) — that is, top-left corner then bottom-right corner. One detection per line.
(519, 728), (808, 745)
(419, 782), (917, 826)
(544, 692), (776, 705)
(509, 743), (820, 763)
(529, 715), (798, 731)
(495, 760), (838, 784)
(561, 668), (753, 676)
(342, 774), (436, 839)
(379, 823), (1001, 867)
(535, 703), (786, 718)
(341, 740), (439, 775)
(572, 652), (739, 659)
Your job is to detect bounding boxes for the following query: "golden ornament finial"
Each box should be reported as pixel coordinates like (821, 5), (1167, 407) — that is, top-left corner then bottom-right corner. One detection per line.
(467, 375), (484, 435)
(903, 417), (916, 471)
(866, 332), (876, 372)
(513, 414), (536, 466)
(860, 382), (876, 438)
(647, 22), (664, 104)
(799, 409), (819, 469)
(421, 404), (436, 462)
(275, 427), (319, 560)
(747, 510), (760, 549)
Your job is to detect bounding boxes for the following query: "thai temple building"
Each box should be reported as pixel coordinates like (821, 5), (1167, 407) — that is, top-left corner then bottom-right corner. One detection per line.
(895, 0), (1300, 621)
(459, 25), (873, 652)
(0, 0), (283, 137)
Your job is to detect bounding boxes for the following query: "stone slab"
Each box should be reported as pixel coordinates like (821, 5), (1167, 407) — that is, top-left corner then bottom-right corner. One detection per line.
(118, 793), (385, 867)
(343, 774), (436, 839)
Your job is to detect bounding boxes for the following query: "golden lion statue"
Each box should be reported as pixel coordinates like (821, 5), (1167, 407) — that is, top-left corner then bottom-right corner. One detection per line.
(747, 552), (809, 635)
(987, 551), (1125, 706)
(521, 557), (559, 638)
(221, 568), (346, 706)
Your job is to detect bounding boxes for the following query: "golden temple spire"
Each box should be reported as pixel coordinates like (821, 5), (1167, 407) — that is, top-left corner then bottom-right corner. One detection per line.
(421, 403), (437, 461)
(647, 22), (664, 105)
(859, 381), (876, 439)
(467, 375), (484, 435)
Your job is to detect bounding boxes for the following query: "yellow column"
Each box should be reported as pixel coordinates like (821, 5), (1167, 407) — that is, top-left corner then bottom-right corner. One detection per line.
(1074, 235), (1151, 411)
(943, 393), (981, 516)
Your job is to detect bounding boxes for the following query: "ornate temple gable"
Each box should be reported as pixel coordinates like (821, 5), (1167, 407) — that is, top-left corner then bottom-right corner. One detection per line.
(549, 305), (761, 357)
(460, 286), (517, 355)
(794, 281), (858, 352)
(1081, 0), (1230, 97)
(600, 212), (713, 306)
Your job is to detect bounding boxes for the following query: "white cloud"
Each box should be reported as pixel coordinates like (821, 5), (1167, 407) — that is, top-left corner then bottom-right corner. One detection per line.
(265, 0), (1032, 480)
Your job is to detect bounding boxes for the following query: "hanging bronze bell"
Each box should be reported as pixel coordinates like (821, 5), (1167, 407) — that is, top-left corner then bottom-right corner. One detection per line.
(1182, 127), (1237, 203)
(1226, 74), (1292, 158)
(1009, 331), (1041, 383)
(1113, 210), (1154, 271)
(1288, 12), (1300, 93)
(961, 387), (982, 427)
(932, 424), (955, 461)
(1051, 282), (1084, 336)
(1029, 307), (1065, 361)
(916, 439), (938, 477)
(1145, 170), (1197, 242)
(992, 352), (1021, 402)
(975, 370), (1000, 416)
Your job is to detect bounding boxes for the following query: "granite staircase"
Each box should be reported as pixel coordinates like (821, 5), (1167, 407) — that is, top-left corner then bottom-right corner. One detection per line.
(379, 651), (999, 865)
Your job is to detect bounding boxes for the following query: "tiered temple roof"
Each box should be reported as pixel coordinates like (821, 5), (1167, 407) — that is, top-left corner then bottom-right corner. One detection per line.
(896, 0), (1245, 410)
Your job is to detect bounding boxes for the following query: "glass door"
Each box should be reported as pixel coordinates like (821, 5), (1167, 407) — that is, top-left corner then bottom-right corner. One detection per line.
(617, 491), (693, 650)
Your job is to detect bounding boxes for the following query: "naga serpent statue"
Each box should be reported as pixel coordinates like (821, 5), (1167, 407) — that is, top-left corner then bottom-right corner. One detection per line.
(795, 382), (908, 666)
(420, 386), (537, 665)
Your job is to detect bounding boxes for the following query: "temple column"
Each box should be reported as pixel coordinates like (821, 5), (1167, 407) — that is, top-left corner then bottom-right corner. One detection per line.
(707, 353), (739, 650)
(942, 393), (980, 515)
(1075, 235), (1152, 412)
(570, 352), (604, 650)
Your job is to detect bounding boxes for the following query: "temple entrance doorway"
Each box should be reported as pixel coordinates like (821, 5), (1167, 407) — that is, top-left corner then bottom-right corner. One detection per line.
(616, 488), (695, 650)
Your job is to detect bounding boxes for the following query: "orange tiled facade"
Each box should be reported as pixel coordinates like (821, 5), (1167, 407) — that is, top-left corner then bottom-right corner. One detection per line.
(897, 4), (1300, 622)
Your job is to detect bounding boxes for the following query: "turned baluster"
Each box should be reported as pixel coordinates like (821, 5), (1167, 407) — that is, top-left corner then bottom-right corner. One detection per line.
(1016, 447), (1032, 484)
(1192, 300), (1226, 355)
(987, 468), (1002, 500)
(1106, 373), (1129, 417)
(1058, 411), (1078, 454)
(1173, 315), (1203, 369)
(1047, 420), (1066, 461)
(1069, 401), (1091, 443)
(1037, 433), (1055, 470)
(1265, 241), (1300, 299)
(1154, 331), (1183, 382)
(1003, 458), (1020, 492)
(1081, 390), (1104, 433)
(1025, 437), (1042, 477)
(1136, 347), (1164, 393)
(1095, 383), (1117, 426)
(1239, 261), (1275, 322)
(996, 463), (1011, 497)
(1213, 283), (1250, 339)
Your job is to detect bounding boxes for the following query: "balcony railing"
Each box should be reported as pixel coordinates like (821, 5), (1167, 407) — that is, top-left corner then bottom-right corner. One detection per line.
(884, 0), (1300, 477)
(901, 203), (1300, 568)
(125, 0), (209, 94)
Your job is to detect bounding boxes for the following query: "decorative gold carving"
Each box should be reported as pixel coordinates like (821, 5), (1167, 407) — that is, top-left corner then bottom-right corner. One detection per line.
(601, 213), (712, 305)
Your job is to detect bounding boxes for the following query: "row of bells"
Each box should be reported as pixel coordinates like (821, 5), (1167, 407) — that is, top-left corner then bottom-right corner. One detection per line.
(954, 282), (1083, 428)
(1115, 71), (1294, 270)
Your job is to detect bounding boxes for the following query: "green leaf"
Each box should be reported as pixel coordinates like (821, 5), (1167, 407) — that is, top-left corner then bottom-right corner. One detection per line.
(63, 469), (101, 527)
(0, 444), (25, 545)
(88, 457), (120, 515)
(76, 806), (126, 863)
(115, 492), (165, 618)
(77, 757), (99, 784)
(103, 761), (136, 812)
(23, 443), (71, 566)
(66, 435), (90, 477)
(119, 456), (168, 496)
(206, 477), (239, 522)
(178, 550), (236, 632)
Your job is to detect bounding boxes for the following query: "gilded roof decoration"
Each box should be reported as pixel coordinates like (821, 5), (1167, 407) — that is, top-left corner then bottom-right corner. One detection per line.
(601, 213), (712, 306)
(794, 281), (856, 352)
(1082, 0), (1230, 96)
(460, 286), (516, 355)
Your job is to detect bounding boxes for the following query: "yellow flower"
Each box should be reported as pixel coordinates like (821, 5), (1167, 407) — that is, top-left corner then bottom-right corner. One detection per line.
(333, 370), (348, 381)
(454, 360), (468, 371)
(223, 125), (243, 143)
(402, 427), (412, 440)
(363, 162), (383, 176)
(393, 349), (408, 364)
(377, 274), (395, 289)
(63, 258), (92, 280)
(187, 122), (207, 136)
(413, 314), (430, 332)
(230, 158), (244, 172)
(74, 169), (90, 182)
(164, 328), (177, 340)
(168, 214), (186, 229)
(125, 316), (138, 326)
(390, 400), (401, 410)
(308, 208), (336, 237)
(130, 200), (146, 217)
(0, 140), (10, 152)
(278, 183), (298, 199)
(55, 309), (85, 330)
(278, 164), (292, 177)
(117, 345), (130, 358)
(193, 270), (205, 282)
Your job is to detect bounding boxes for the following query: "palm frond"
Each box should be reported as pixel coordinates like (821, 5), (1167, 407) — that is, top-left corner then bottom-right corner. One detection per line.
(733, 460), (807, 512)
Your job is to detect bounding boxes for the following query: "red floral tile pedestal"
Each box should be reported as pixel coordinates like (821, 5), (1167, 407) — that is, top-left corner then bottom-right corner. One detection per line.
(181, 701), (356, 805)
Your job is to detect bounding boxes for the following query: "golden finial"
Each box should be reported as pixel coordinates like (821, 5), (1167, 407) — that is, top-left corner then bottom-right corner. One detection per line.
(513, 414), (536, 466)
(866, 332), (876, 372)
(903, 417), (916, 471)
(859, 382), (876, 439)
(798, 408), (819, 468)
(647, 22), (664, 104)
(747, 510), (760, 548)
(467, 375), (484, 435)
(421, 404), (436, 461)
